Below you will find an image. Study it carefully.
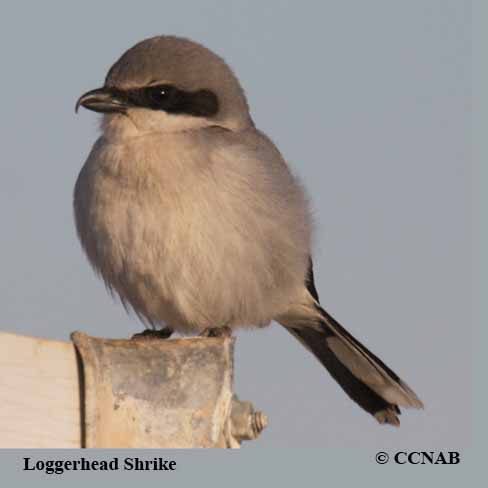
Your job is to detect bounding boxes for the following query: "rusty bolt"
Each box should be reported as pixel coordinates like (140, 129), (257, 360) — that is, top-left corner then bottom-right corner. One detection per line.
(230, 396), (268, 442)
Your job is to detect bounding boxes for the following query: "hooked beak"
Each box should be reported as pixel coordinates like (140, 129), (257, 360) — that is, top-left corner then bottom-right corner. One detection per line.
(75, 87), (128, 114)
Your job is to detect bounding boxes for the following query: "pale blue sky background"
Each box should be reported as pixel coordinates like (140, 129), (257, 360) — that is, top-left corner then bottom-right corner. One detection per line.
(0, 1), (471, 447)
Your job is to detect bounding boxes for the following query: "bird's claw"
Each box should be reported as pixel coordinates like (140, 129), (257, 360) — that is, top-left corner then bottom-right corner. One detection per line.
(131, 327), (173, 341)
(200, 326), (233, 338)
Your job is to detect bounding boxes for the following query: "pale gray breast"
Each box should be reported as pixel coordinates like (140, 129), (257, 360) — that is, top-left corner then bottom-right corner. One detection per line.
(74, 128), (312, 331)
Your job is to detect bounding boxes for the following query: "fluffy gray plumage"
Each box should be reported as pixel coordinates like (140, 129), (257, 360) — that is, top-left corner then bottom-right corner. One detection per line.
(74, 36), (423, 426)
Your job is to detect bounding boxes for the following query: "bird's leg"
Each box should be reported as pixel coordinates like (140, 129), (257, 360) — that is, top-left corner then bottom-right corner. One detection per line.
(199, 326), (233, 338)
(131, 327), (174, 341)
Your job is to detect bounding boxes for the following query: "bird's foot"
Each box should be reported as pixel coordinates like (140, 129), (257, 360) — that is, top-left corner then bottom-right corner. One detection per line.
(200, 326), (233, 338)
(131, 327), (174, 341)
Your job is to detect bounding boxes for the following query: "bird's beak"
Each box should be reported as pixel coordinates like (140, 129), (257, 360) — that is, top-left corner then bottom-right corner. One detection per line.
(75, 87), (128, 114)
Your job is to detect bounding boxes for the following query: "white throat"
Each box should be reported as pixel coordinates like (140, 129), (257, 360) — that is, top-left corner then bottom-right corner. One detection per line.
(101, 109), (219, 141)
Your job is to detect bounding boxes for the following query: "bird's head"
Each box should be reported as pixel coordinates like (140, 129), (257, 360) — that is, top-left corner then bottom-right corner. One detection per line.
(76, 36), (253, 136)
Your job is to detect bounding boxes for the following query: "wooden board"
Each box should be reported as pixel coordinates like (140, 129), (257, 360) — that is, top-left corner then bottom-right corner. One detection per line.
(0, 332), (81, 448)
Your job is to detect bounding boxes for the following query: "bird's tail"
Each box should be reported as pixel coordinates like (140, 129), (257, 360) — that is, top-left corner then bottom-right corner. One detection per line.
(279, 302), (423, 426)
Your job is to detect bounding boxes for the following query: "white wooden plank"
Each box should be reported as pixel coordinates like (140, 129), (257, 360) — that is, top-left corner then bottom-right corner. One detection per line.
(0, 332), (81, 447)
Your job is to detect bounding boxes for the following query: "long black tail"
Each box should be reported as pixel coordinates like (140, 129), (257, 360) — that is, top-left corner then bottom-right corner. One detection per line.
(280, 260), (423, 426)
(285, 305), (423, 425)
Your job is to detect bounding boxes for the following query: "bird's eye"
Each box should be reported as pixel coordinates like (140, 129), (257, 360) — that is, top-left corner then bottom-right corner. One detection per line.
(146, 84), (175, 106)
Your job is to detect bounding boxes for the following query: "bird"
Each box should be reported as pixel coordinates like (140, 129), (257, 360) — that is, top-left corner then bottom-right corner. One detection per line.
(74, 35), (423, 426)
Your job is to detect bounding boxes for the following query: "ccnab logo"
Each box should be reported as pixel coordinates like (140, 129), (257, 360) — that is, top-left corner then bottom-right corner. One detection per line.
(394, 451), (460, 465)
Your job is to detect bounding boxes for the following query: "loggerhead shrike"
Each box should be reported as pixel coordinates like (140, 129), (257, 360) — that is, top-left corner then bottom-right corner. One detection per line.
(74, 36), (423, 426)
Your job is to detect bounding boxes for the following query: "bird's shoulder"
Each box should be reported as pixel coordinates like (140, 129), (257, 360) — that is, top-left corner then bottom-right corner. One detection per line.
(203, 126), (288, 170)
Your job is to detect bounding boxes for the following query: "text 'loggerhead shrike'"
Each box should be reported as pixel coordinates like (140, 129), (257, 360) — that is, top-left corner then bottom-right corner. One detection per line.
(74, 36), (423, 426)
